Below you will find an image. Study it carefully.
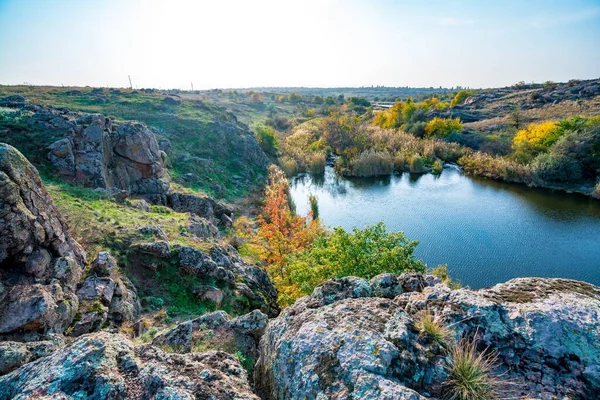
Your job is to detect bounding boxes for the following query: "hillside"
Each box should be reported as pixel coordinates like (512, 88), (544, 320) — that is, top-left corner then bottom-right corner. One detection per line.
(0, 80), (599, 399)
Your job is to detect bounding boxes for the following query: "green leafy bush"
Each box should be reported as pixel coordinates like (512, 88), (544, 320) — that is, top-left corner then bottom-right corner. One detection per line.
(254, 125), (279, 157)
(288, 222), (426, 296)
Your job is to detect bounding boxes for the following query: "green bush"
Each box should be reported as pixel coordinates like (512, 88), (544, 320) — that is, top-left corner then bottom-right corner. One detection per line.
(432, 160), (444, 175)
(288, 222), (426, 296)
(254, 125), (279, 157)
(532, 153), (582, 183)
(409, 155), (426, 173)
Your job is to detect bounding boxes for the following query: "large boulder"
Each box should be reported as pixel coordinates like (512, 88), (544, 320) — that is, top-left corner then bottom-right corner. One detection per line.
(166, 192), (233, 225)
(256, 275), (600, 399)
(0, 143), (86, 339)
(30, 104), (170, 196)
(0, 331), (259, 399)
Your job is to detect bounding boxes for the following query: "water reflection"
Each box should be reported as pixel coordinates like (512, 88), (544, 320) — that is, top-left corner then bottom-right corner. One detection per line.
(289, 166), (600, 288)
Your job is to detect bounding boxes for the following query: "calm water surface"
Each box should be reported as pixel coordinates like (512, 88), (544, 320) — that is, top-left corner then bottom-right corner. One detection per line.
(289, 166), (600, 288)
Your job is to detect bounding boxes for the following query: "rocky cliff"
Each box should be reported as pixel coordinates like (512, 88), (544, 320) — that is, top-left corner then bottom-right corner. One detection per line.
(256, 274), (600, 399)
(0, 143), (86, 338)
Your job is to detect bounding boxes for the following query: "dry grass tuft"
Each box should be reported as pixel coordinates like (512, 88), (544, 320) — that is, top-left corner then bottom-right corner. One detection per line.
(445, 337), (503, 400)
(415, 310), (453, 346)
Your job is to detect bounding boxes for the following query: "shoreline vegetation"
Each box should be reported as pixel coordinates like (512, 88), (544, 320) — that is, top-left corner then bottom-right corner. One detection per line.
(272, 89), (600, 199)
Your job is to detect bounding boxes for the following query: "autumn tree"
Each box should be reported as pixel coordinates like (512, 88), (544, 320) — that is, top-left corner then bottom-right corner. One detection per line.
(257, 166), (322, 304)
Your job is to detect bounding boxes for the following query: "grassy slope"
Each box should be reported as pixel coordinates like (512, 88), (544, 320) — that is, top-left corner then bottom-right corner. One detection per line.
(0, 85), (272, 200)
(0, 86), (284, 319)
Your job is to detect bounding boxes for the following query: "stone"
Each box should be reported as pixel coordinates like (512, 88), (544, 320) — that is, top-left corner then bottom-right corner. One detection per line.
(191, 310), (231, 330)
(90, 251), (116, 276)
(193, 285), (224, 305)
(136, 240), (171, 258)
(307, 276), (372, 308)
(0, 340), (58, 375)
(188, 216), (219, 238)
(229, 310), (268, 337)
(73, 252), (140, 336)
(257, 275), (600, 399)
(167, 192), (233, 224)
(163, 96), (182, 105)
(369, 273), (403, 298)
(158, 137), (172, 152)
(0, 331), (258, 399)
(152, 320), (193, 353)
(0, 144), (85, 338)
(40, 107), (170, 196)
(0, 95), (29, 107)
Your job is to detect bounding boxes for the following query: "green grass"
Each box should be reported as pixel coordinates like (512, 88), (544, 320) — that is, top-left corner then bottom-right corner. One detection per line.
(0, 86), (270, 200)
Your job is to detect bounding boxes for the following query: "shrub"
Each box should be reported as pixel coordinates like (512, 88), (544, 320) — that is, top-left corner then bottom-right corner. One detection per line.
(450, 90), (473, 107)
(287, 222), (426, 300)
(307, 153), (326, 175)
(424, 117), (463, 137)
(445, 338), (502, 400)
(350, 150), (393, 177)
(432, 159), (444, 175)
(308, 193), (319, 220)
(532, 153), (582, 183)
(254, 125), (279, 157)
(409, 154), (426, 173)
(512, 121), (559, 148)
(279, 156), (298, 177)
(415, 310), (453, 346)
(458, 152), (532, 184)
(550, 125), (600, 180)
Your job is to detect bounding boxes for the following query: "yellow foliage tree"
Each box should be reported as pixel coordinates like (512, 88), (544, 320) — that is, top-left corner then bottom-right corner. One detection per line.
(513, 121), (558, 147)
(450, 90), (472, 107)
(424, 117), (463, 137)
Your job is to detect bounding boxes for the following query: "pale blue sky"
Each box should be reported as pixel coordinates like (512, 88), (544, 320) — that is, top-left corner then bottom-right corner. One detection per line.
(0, 0), (599, 89)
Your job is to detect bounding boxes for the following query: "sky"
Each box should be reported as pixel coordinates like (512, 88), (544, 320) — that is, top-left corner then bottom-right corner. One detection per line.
(0, 0), (599, 89)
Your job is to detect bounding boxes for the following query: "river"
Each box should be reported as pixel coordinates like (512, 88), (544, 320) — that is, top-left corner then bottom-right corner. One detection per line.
(289, 166), (600, 288)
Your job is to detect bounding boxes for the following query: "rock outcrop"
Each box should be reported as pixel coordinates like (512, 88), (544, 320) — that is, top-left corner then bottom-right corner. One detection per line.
(133, 241), (279, 317)
(71, 251), (141, 336)
(0, 331), (259, 399)
(166, 191), (234, 226)
(0, 143), (86, 339)
(0, 99), (169, 196)
(256, 274), (600, 399)
(151, 309), (268, 364)
(44, 112), (169, 196)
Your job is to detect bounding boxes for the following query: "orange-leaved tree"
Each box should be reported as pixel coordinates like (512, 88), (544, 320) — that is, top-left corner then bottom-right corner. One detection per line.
(257, 165), (322, 304)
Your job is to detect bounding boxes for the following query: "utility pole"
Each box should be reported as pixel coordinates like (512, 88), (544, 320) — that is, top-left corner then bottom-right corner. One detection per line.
(128, 75), (133, 90)
(191, 82), (194, 91)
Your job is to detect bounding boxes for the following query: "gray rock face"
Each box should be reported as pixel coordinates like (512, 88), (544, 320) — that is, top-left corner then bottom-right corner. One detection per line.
(188, 216), (219, 238)
(45, 114), (169, 195)
(2, 101), (169, 196)
(0, 144), (86, 338)
(0, 339), (59, 376)
(72, 252), (140, 336)
(135, 242), (279, 317)
(167, 192), (233, 226)
(0, 331), (259, 399)
(257, 275), (600, 400)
